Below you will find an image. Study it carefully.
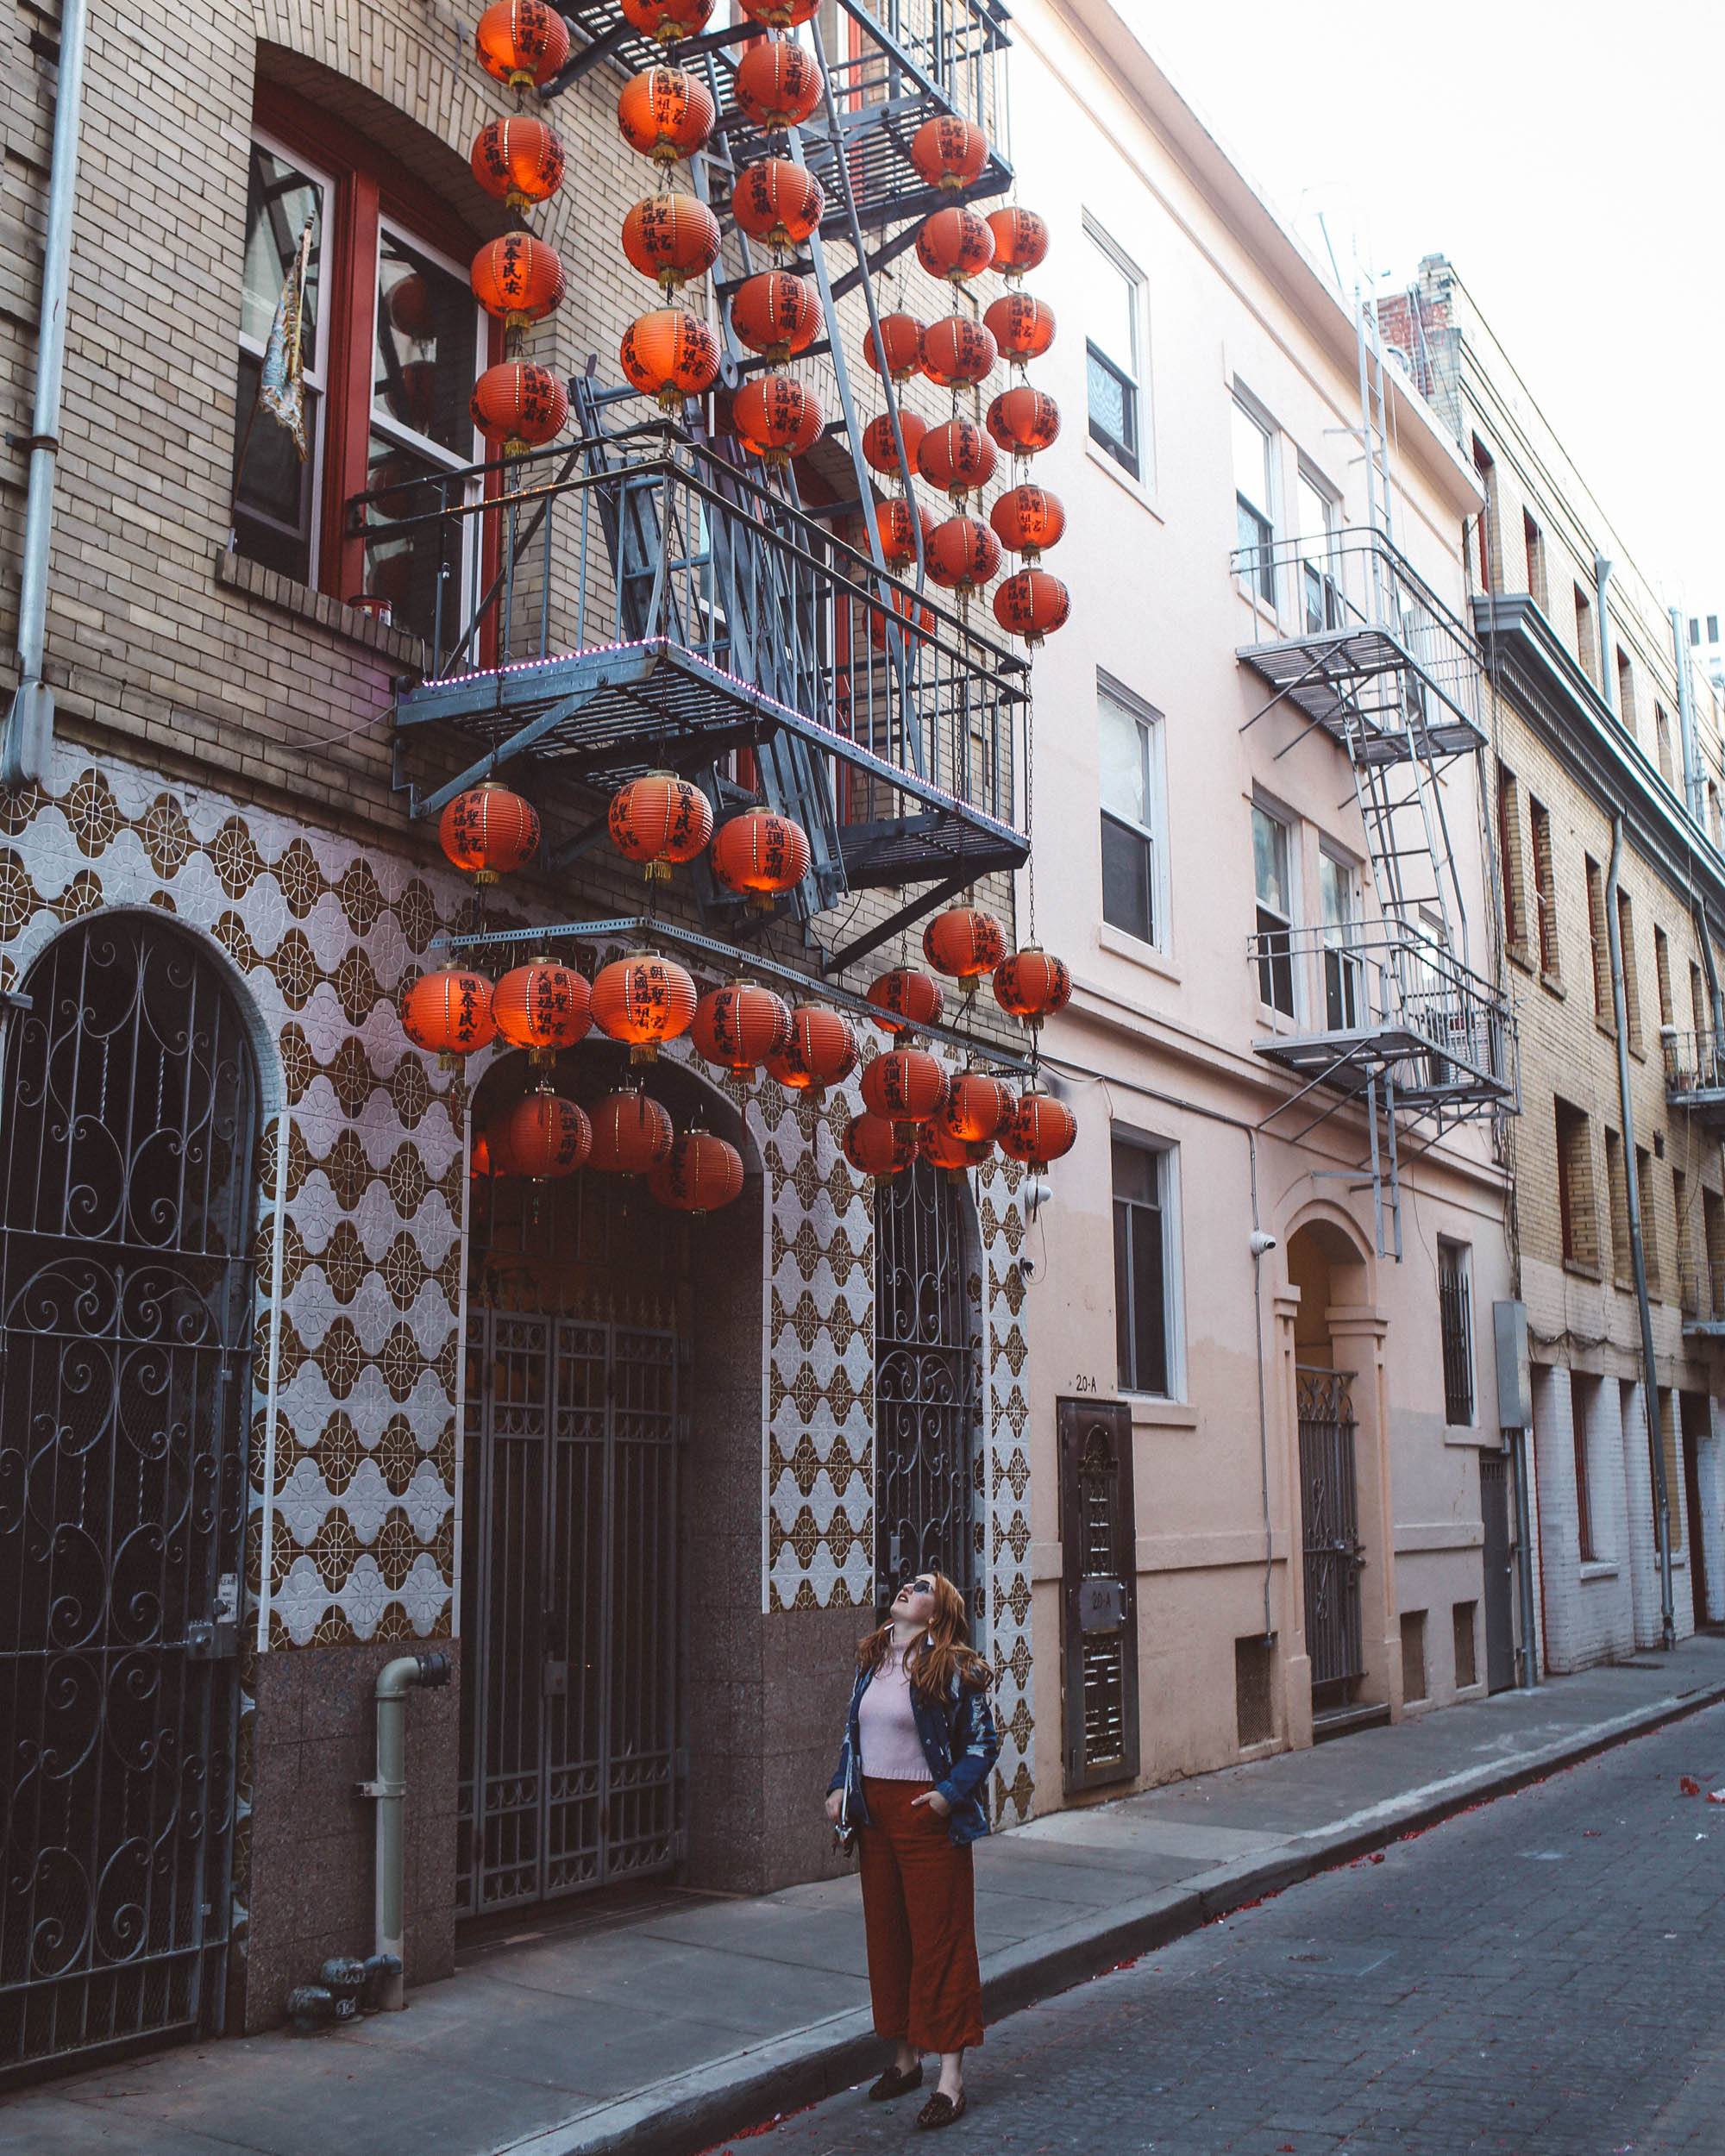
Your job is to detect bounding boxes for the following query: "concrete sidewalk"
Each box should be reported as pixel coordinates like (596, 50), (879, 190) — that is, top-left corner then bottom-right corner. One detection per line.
(9, 1640), (1725, 2156)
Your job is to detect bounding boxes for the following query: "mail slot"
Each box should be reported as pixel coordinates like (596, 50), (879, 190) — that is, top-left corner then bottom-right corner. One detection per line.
(1077, 1576), (1126, 1632)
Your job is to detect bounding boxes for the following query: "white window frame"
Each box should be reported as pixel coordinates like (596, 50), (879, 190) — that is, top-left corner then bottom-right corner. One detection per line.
(1096, 674), (1167, 953)
(1111, 1129), (1185, 1401)
(1295, 467), (1341, 634)
(1232, 391), (1278, 612)
(236, 128), (335, 583)
(1082, 216), (1149, 488)
(1319, 845), (1363, 1033)
(1251, 798), (1299, 1019)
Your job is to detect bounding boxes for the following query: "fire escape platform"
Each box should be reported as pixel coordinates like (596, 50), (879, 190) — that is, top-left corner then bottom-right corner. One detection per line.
(1252, 1022), (1513, 1116)
(1667, 1083), (1725, 1136)
(1236, 628), (1486, 762)
(394, 639), (1027, 891)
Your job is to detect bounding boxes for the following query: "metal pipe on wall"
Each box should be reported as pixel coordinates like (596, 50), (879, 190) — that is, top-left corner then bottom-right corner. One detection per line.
(363, 1652), (453, 2010)
(3, 0), (90, 787)
(1605, 816), (1677, 1649)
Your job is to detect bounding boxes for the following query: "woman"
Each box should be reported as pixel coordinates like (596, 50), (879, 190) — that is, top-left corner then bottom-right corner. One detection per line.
(825, 1570), (1000, 2130)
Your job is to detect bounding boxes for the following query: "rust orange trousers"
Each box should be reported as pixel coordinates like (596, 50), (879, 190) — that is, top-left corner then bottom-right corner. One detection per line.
(857, 1777), (984, 2053)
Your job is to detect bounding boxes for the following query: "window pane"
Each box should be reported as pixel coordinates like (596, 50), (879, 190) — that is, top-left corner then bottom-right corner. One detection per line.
(361, 431), (465, 644)
(1129, 1201), (1168, 1394)
(1296, 477), (1332, 548)
(1098, 693), (1147, 825)
(1320, 853), (1353, 931)
(1232, 402), (1270, 519)
(1087, 348), (1138, 473)
(232, 355), (319, 584)
(1112, 1138), (1157, 1205)
(375, 232), (479, 461)
(1252, 805), (1289, 913)
(1101, 814), (1154, 943)
(1113, 1202), (1133, 1392)
(242, 145), (323, 355)
(1088, 241), (1136, 373)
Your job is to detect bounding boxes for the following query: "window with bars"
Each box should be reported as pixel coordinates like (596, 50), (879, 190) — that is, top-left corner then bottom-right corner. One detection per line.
(1438, 1239), (1474, 1426)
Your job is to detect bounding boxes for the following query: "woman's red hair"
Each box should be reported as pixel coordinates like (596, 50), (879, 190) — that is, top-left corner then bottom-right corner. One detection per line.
(857, 1570), (992, 1701)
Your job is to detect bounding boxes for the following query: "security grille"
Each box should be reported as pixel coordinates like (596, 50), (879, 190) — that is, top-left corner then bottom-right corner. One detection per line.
(1438, 1243), (1474, 1424)
(873, 1162), (981, 1617)
(0, 919), (258, 2083)
(1297, 1367), (1364, 1695)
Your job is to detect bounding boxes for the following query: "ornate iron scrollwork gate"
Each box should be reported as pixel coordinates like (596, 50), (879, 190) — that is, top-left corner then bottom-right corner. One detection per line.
(874, 1161), (982, 1617)
(1296, 1366), (1365, 1695)
(459, 1300), (682, 1915)
(0, 918), (258, 2084)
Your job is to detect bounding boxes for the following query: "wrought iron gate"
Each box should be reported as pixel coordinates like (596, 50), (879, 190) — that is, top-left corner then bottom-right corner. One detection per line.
(1057, 1399), (1139, 1791)
(874, 1161), (982, 1616)
(1296, 1367), (1365, 1695)
(459, 1300), (683, 1915)
(1479, 1452), (1516, 1694)
(0, 918), (257, 2083)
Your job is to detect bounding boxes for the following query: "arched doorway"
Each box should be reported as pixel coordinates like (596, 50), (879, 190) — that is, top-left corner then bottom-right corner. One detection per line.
(457, 1047), (747, 1917)
(1285, 1219), (1371, 1718)
(0, 917), (260, 2081)
(874, 1160), (983, 1623)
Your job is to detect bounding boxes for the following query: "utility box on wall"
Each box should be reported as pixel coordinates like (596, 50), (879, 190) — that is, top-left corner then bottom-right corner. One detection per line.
(1493, 1300), (1531, 1429)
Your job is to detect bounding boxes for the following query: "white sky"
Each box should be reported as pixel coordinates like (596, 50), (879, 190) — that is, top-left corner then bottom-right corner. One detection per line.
(1131, 0), (1725, 617)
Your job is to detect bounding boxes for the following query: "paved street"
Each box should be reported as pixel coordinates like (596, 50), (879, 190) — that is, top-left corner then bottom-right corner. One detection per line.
(718, 1705), (1725, 2156)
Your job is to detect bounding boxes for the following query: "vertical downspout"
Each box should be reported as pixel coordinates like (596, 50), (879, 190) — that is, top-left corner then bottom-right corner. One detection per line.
(1513, 1425), (1540, 1687)
(1595, 555), (1615, 716)
(1672, 605), (1706, 828)
(1607, 817), (1677, 1648)
(1249, 1131), (1273, 1643)
(3, 0), (90, 787)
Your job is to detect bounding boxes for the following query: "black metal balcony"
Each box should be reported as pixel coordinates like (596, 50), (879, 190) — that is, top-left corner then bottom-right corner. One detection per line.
(1248, 920), (1515, 1118)
(1233, 529), (1486, 764)
(1664, 1027), (1725, 1134)
(377, 427), (1027, 949)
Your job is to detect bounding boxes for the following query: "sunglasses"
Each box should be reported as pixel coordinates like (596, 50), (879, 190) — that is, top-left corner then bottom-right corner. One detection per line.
(898, 1577), (935, 1597)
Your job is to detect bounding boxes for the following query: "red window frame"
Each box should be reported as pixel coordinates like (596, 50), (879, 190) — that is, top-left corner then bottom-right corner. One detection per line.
(247, 81), (501, 614)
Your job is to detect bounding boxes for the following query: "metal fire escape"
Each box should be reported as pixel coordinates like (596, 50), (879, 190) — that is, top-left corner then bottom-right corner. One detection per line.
(1235, 298), (1516, 1259)
(381, 0), (1025, 972)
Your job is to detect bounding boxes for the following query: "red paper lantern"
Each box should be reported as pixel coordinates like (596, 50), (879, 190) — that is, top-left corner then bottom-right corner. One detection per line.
(915, 206), (995, 283)
(844, 1112), (918, 1179)
(608, 770), (713, 881)
(909, 115), (989, 193)
(990, 484), (1065, 559)
(400, 967), (496, 1059)
(998, 1090), (1077, 1169)
(916, 416), (995, 500)
(738, 0), (818, 24)
(591, 951), (699, 1062)
(620, 309), (721, 409)
(986, 385), (1061, 456)
(618, 66), (716, 162)
(862, 313), (925, 384)
(921, 1120), (991, 1175)
(386, 274), (435, 342)
(862, 410), (925, 478)
(867, 584), (937, 653)
(862, 1045), (948, 1125)
(866, 966), (944, 1033)
(764, 1005), (859, 1092)
(732, 160), (824, 248)
(732, 374), (825, 467)
(994, 566), (1070, 646)
(692, 981), (794, 1072)
(439, 781), (540, 884)
(471, 362), (569, 455)
(650, 1129), (745, 1213)
(492, 957), (593, 1068)
(620, 0), (716, 42)
(941, 1069), (1014, 1143)
(471, 235), (566, 332)
(919, 316), (997, 389)
(987, 204), (1050, 280)
(710, 807), (811, 907)
(925, 516), (1000, 593)
(589, 1087), (675, 1175)
(499, 1090), (592, 1180)
(622, 194), (722, 290)
(923, 906), (1007, 982)
(470, 116), (566, 210)
(730, 271), (820, 360)
(992, 946), (1073, 1028)
(983, 291), (1056, 363)
(874, 496), (926, 570)
(476, 1), (571, 89)
(734, 38), (824, 129)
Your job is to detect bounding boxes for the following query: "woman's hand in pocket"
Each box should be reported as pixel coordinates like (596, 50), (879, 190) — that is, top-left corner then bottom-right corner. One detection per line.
(825, 1789), (844, 1825)
(912, 1789), (951, 1818)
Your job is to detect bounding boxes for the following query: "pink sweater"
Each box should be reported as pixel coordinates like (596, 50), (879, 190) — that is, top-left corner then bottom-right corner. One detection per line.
(858, 1647), (929, 1781)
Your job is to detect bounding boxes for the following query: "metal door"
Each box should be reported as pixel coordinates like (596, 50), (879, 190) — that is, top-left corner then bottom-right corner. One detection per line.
(0, 919), (257, 2083)
(459, 1301), (682, 1915)
(1479, 1452), (1517, 1693)
(1057, 1399), (1139, 1791)
(1297, 1367), (1364, 1695)
(874, 1161), (981, 1617)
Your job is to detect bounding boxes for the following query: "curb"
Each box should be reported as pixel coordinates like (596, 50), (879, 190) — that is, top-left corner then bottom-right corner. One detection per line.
(519, 1677), (1725, 2156)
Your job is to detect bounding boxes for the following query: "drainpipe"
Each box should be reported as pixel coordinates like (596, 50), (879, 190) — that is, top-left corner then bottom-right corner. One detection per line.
(1606, 818), (1677, 1649)
(3, 0), (90, 787)
(1595, 555), (1615, 715)
(361, 1651), (453, 2009)
(1248, 1131), (1274, 1643)
(1512, 1425), (1540, 1687)
(1672, 606), (1706, 829)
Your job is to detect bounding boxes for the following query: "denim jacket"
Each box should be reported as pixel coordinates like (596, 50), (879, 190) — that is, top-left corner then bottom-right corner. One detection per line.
(827, 1655), (1001, 1846)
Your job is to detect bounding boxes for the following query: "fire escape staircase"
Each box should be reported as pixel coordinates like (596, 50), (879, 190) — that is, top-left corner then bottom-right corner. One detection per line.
(384, 0), (1024, 972)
